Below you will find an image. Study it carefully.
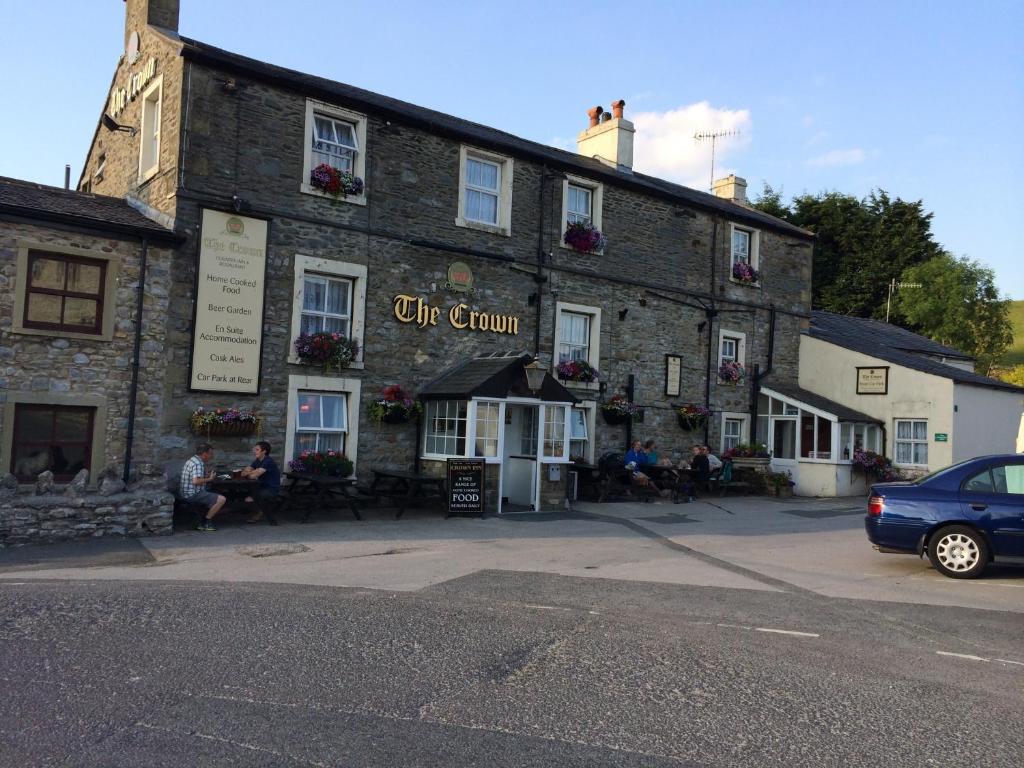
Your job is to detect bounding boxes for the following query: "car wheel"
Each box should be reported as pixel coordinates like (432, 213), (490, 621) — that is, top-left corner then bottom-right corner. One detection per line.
(927, 525), (989, 579)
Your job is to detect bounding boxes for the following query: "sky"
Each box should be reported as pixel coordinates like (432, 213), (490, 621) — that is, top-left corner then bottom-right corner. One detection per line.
(2, 0), (1022, 297)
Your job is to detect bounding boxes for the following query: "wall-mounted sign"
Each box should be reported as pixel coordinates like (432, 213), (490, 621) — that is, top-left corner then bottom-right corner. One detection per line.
(108, 57), (157, 117)
(934, 433), (948, 442)
(856, 366), (889, 395)
(189, 209), (268, 394)
(446, 261), (474, 293)
(447, 458), (485, 515)
(665, 354), (682, 397)
(393, 294), (519, 335)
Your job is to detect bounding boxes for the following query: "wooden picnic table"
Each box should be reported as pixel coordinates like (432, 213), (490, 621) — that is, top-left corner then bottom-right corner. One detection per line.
(208, 477), (278, 525)
(370, 469), (447, 518)
(282, 472), (362, 523)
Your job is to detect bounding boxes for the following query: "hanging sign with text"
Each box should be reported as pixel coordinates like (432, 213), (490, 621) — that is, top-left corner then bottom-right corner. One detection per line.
(189, 209), (268, 394)
(447, 458), (485, 515)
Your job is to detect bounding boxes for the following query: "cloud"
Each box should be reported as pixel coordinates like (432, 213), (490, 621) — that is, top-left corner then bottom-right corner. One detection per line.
(629, 101), (752, 189)
(805, 148), (865, 168)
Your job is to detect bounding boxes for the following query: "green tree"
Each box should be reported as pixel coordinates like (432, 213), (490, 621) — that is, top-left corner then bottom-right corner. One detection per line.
(895, 254), (1012, 374)
(995, 365), (1024, 387)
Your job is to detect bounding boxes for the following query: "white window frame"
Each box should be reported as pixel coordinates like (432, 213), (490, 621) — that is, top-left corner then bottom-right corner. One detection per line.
(728, 222), (760, 281)
(560, 175), (604, 250)
(570, 401), (596, 463)
(894, 418), (929, 468)
(720, 412), (749, 454)
(300, 274), (353, 337)
(289, 255), (366, 368)
(553, 301), (602, 392)
(301, 99), (368, 205)
(294, 392), (348, 454)
(717, 328), (747, 373)
(138, 76), (162, 183)
(285, 374), (361, 474)
(456, 145), (514, 236)
(799, 412), (836, 461)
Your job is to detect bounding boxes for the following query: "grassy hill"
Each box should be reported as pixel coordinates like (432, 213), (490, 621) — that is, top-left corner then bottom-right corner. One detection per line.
(1004, 300), (1024, 365)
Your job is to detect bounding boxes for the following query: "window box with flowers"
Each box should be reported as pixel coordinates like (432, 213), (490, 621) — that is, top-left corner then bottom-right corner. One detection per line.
(723, 442), (772, 473)
(676, 404), (710, 431)
(294, 332), (360, 372)
(288, 450), (353, 477)
(601, 394), (640, 425)
(189, 407), (259, 437)
(852, 449), (903, 482)
(563, 221), (607, 254)
(368, 385), (423, 425)
(557, 359), (599, 384)
(731, 261), (759, 286)
(309, 163), (364, 201)
(718, 360), (745, 384)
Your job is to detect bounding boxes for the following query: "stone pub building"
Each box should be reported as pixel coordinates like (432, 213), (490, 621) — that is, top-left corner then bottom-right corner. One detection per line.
(9, 0), (815, 523)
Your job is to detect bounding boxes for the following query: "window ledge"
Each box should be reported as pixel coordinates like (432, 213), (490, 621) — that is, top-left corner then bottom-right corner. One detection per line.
(454, 217), (510, 237)
(300, 184), (367, 206)
(558, 243), (605, 256)
(557, 378), (600, 392)
(288, 356), (365, 371)
(138, 165), (159, 185)
(728, 277), (761, 288)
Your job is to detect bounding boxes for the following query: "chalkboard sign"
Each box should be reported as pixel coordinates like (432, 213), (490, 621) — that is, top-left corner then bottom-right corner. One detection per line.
(447, 458), (485, 515)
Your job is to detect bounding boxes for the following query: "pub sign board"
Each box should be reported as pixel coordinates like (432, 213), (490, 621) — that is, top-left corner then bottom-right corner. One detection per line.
(189, 209), (269, 393)
(856, 366), (889, 395)
(447, 458), (485, 515)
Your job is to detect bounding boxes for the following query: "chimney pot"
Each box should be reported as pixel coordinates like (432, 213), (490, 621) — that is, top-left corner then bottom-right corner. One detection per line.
(611, 100), (625, 119)
(587, 106), (604, 128)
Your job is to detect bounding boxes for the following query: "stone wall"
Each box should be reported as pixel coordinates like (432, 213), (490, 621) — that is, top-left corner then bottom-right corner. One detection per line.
(0, 489), (174, 547)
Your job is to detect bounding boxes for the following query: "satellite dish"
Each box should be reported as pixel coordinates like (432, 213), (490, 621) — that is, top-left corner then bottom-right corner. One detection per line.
(127, 31), (140, 63)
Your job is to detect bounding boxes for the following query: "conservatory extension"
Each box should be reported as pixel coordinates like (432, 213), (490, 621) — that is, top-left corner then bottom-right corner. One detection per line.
(756, 385), (884, 496)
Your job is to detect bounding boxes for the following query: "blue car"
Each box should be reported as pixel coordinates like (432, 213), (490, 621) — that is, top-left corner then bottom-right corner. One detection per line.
(865, 454), (1024, 579)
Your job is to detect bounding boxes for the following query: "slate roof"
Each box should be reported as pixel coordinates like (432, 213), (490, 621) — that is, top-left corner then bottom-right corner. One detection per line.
(0, 176), (179, 243)
(808, 310), (1024, 393)
(177, 36), (813, 242)
(420, 352), (578, 403)
(760, 383), (882, 424)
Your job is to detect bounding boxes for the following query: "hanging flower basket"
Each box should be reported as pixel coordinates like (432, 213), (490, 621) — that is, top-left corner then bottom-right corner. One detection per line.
(732, 261), (759, 285)
(676, 404), (710, 431)
(309, 163), (364, 199)
(557, 359), (599, 383)
(564, 221), (607, 254)
(294, 332), (359, 371)
(601, 394), (639, 425)
(368, 385), (423, 425)
(188, 407), (259, 437)
(852, 449), (903, 482)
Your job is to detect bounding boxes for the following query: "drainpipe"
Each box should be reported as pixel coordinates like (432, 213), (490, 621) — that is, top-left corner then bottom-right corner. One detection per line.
(703, 215), (720, 446)
(533, 166), (548, 358)
(122, 237), (150, 485)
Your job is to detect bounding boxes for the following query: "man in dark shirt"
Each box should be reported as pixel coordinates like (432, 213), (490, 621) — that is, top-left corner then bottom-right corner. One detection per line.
(685, 444), (711, 501)
(241, 440), (281, 522)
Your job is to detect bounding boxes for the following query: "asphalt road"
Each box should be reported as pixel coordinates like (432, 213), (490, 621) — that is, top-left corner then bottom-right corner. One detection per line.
(2, 573), (1022, 767)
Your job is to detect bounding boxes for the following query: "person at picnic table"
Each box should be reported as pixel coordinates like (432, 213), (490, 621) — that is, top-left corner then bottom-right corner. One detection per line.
(644, 439), (674, 467)
(240, 440), (281, 523)
(180, 442), (226, 532)
(689, 444), (711, 486)
(624, 439), (663, 495)
(702, 445), (723, 471)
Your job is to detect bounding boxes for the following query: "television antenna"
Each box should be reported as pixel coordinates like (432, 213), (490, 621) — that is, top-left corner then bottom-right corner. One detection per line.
(694, 129), (739, 191)
(885, 278), (923, 322)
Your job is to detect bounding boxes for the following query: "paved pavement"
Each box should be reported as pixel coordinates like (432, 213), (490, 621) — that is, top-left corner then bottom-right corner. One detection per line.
(2, 494), (1021, 613)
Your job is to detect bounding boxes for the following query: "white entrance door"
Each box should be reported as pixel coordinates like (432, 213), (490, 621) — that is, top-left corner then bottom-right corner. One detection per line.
(502, 404), (538, 509)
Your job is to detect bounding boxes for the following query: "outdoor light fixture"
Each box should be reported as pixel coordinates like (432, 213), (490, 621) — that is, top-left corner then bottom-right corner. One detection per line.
(618, 308), (629, 320)
(524, 359), (546, 393)
(101, 113), (137, 136)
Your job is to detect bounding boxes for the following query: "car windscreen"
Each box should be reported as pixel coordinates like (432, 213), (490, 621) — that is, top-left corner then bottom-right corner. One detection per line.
(912, 458), (977, 486)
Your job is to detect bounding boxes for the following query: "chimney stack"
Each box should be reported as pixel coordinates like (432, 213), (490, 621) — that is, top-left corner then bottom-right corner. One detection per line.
(577, 99), (635, 171)
(712, 174), (748, 205)
(124, 0), (180, 40)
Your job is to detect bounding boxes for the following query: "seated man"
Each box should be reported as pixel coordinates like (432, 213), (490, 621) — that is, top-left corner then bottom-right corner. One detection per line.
(240, 440), (281, 523)
(180, 442), (226, 531)
(689, 445), (711, 492)
(703, 445), (723, 472)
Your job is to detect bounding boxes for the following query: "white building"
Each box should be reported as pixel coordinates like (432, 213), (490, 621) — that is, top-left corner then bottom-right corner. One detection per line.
(757, 311), (1024, 497)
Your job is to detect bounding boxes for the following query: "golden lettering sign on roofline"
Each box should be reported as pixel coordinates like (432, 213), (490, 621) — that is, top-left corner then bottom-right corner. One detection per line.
(109, 57), (157, 117)
(393, 294), (519, 335)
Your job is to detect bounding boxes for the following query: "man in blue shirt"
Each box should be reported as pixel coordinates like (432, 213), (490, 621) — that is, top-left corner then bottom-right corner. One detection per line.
(241, 440), (281, 523)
